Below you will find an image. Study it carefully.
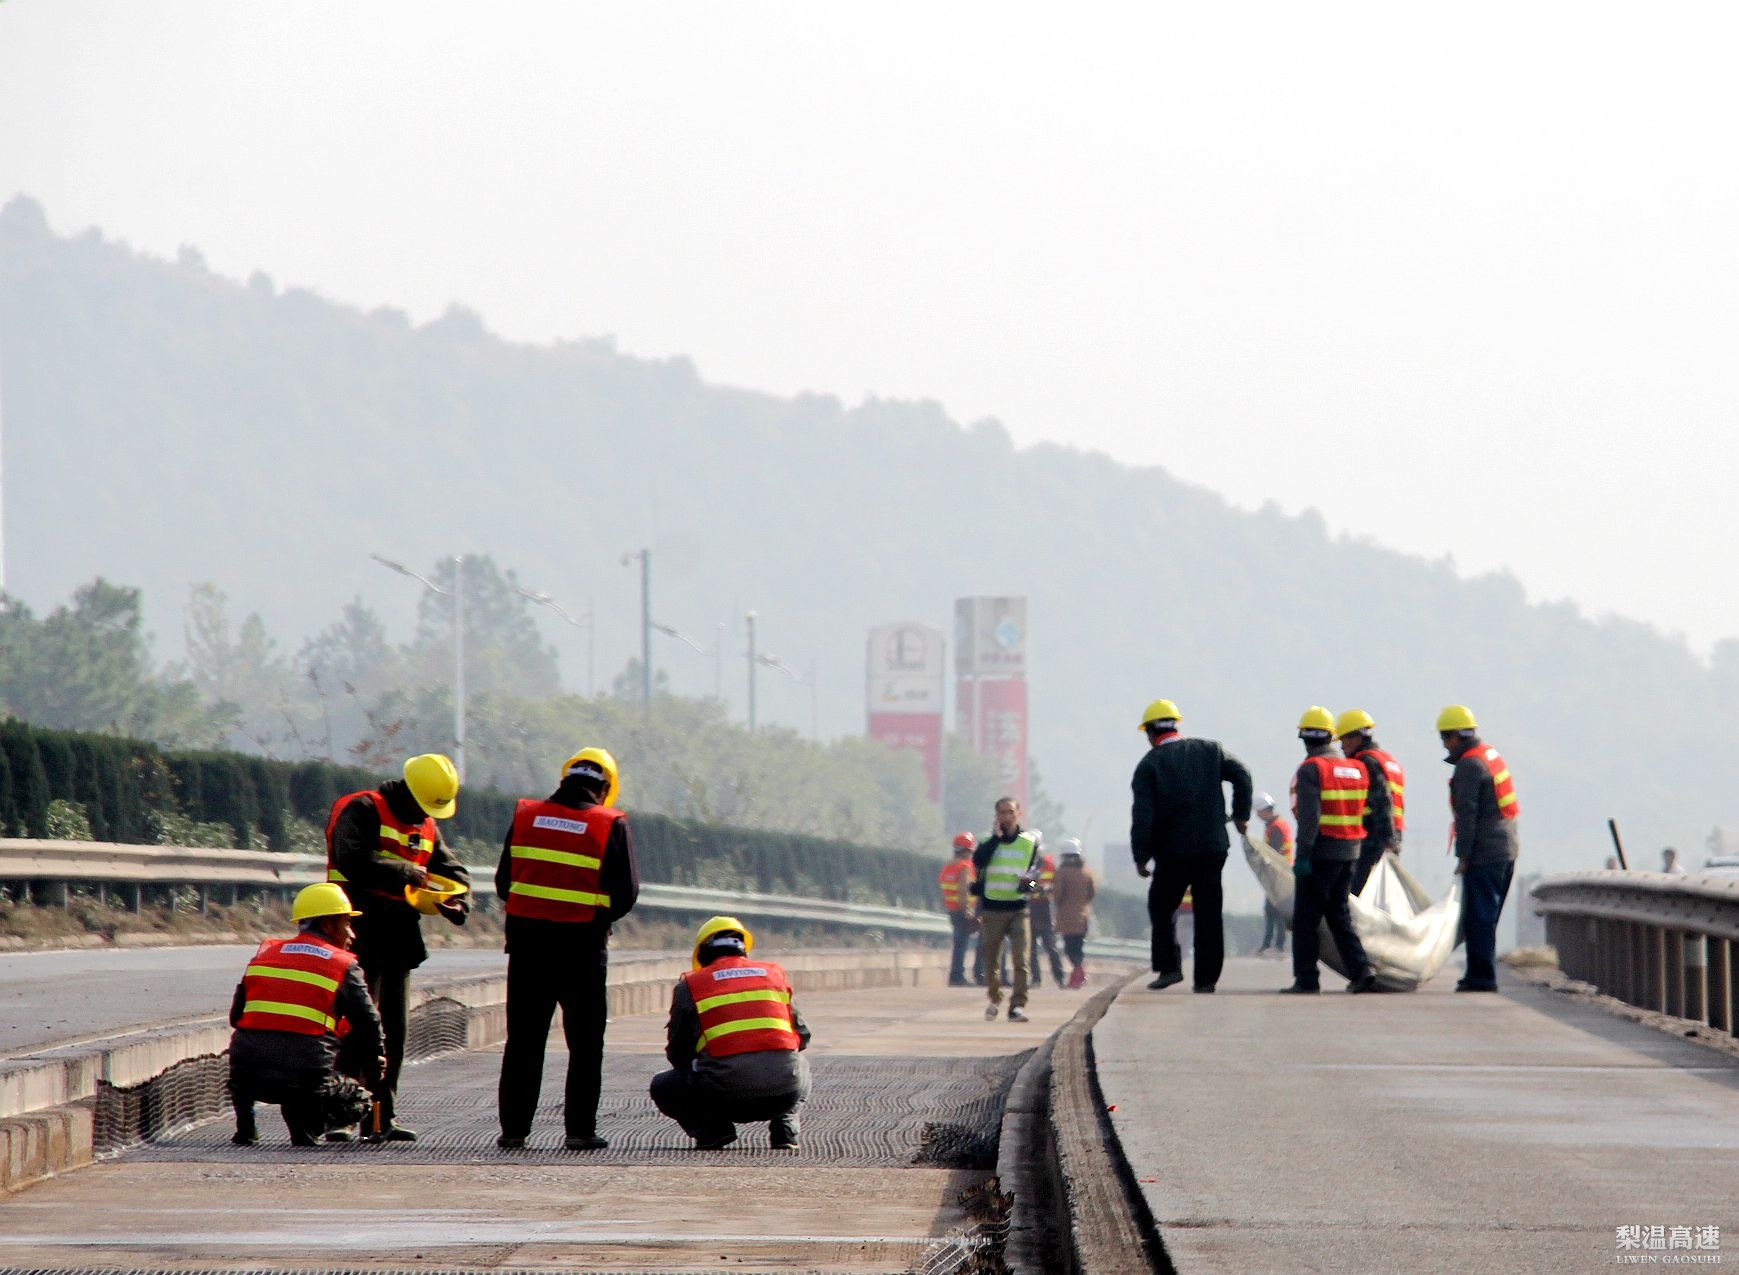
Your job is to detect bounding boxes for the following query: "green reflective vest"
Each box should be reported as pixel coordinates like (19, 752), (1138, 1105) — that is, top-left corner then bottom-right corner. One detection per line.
(983, 833), (1039, 903)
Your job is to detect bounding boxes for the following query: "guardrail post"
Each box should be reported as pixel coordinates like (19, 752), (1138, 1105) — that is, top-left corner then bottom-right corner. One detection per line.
(1684, 934), (1707, 1026)
(1628, 922), (1644, 1006)
(1707, 938), (1730, 1036)
(126, 882), (141, 914)
(1649, 925), (1667, 1013)
(1665, 927), (1685, 1019)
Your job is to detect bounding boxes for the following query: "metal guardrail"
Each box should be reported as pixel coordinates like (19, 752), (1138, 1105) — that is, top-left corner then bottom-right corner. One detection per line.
(0, 839), (1148, 958)
(1531, 869), (1739, 1039)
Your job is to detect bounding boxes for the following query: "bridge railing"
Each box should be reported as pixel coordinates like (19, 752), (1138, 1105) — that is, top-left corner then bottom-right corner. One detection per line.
(1530, 870), (1739, 1040)
(0, 839), (1147, 959)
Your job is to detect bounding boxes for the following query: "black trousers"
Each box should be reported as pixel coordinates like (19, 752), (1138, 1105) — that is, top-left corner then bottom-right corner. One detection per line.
(1350, 843), (1387, 897)
(362, 966), (411, 1124)
(1147, 853), (1226, 988)
(648, 1068), (801, 1142)
(1031, 925), (1066, 985)
(1291, 859), (1370, 989)
(231, 1071), (372, 1145)
(947, 911), (974, 983)
(497, 946), (609, 1139)
(1062, 933), (1086, 967)
(1261, 901), (1288, 950)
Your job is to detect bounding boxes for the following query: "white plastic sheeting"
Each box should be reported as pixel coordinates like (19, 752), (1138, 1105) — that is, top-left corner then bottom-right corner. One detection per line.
(1242, 832), (1462, 991)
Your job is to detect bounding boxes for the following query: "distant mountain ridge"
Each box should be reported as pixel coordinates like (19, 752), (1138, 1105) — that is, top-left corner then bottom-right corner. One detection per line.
(3, 193), (1733, 896)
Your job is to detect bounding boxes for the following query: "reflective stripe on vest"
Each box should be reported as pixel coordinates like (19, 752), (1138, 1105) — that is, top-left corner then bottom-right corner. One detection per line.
(236, 935), (357, 1037)
(938, 859), (973, 912)
(983, 833), (1038, 902)
(505, 799), (620, 922)
(1355, 746), (1407, 833)
(1455, 746), (1519, 820)
(324, 790), (436, 900)
(1309, 756), (1369, 840)
(684, 955), (800, 1056)
(1038, 853), (1056, 888)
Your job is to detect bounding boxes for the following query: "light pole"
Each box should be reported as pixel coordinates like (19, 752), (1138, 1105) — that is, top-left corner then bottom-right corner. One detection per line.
(745, 610), (758, 732)
(371, 553), (466, 779)
(744, 612), (804, 735)
(621, 549), (652, 711)
(652, 619), (727, 703)
(516, 587), (594, 696)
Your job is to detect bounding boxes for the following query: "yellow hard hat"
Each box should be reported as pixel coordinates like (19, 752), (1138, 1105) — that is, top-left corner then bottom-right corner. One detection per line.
(692, 914), (754, 969)
(405, 872), (469, 915)
(1298, 705), (1336, 733)
(1436, 704), (1478, 732)
(292, 881), (360, 922)
(1139, 698), (1182, 731)
(1335, 708), (1375, 738)
(403, 753), (459, 819)
(559, 746), (620, 807)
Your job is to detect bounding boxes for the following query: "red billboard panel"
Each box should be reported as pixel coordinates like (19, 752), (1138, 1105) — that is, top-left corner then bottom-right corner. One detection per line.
(975, 677), (1029, 809)
(868, 711), (944, 802)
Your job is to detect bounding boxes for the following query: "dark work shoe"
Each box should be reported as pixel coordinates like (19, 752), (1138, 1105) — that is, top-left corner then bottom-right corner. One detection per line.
(694, 1129), (738, 1151)
(770, 1117), (800, 1150)
(1454, 981), (1499, 993)
(324, 1128), (353, 1143)
(1192, 985), (1215, 994)
(1278, 983), (1320, 995)
(564, 1134), (608, 1151)
(948, 977), (972, 988)
(231, 1128), (259, 1147)
(496, 1134), (527, 1149)
(1147, 971), (1184, 991)
(1007, 1007), (1030, 1022)
(1348, 969), (1379, 994)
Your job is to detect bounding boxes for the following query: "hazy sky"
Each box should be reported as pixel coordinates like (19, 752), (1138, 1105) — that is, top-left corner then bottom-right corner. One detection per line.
(4, 1), (1737, 650)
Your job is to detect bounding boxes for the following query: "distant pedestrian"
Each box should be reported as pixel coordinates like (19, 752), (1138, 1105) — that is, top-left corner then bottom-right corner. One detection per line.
(1439, 705), (1520, 993)
(1129, 699), (1252, 994)
(1255, 793), (1293, 955)
(970, 796), (1041, 1022)
(1280, 707), (1379, 995)
(1050, 838), (1097, 988)
(1661, 847), (1686, 875)
(939, 833), (979, 987)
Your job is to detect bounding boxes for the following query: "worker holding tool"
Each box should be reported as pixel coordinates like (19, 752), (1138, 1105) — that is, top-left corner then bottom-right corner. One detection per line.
(971, 796), (1043, 1021)
(495, 747), (640, 1150)
(1439, 705), (1520, 992)
(1281, 707), (1380, 995)
(227, 883), (383, 1147)
(1130, 698), (1253, 994)
(650, 916), (812, 1151)
(939, 833), (979, 988)
(1335, 709), (1405, 895)
(325, 752), (470, 1140)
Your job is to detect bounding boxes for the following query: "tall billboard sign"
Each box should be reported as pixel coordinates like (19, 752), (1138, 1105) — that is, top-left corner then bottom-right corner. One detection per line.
(866, 622), (945, 801)
(954, 596), (1029, 807)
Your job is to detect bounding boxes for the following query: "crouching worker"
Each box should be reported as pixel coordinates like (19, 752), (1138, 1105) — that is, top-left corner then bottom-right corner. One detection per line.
(228, 883), (384, 1146)
(649, 916), (811, 1151)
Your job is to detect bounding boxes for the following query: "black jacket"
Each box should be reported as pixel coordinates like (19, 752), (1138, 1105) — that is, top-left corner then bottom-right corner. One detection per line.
(969, 828), (1039, 913)
(1447, 737), (1521, 864)
(330, 779), (472, 972)
(495, 778), (641, 956)
(228, 932), (384, 1088)
(1345, 742), (1397, 851)
(1130, 735), (1253, 868)
(1292, 744), (1367, 864)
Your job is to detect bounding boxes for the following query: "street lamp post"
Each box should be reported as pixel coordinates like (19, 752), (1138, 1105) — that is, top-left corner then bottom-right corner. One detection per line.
(515, 587), (595, 696)
(621, 549), (652, 711)
(371, 553), (466, 779)
(745, 610), (758, 732)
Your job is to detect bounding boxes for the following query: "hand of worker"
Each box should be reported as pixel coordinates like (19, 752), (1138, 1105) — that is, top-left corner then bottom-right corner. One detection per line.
(407, 865), (429, 887)
(375, 1055), (388, 1080)
(1454, 858), (1466, 875)
(1136, 862), (1152, 879)
(1292, 858), (1312, 879)
(1233, 820), (1248, 835)
(438, 898), (468, 926)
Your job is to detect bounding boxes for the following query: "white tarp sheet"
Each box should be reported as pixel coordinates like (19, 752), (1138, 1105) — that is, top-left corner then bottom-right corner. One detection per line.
(1242, 832), (1462, 991)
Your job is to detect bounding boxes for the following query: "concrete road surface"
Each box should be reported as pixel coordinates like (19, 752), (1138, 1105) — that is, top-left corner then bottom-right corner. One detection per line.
(1097, 955), (1739, 1274)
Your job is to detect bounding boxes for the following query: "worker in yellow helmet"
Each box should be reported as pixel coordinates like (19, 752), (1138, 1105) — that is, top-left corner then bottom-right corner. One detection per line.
(323, 753), (471, 1140)
(227, 883), (383, 1147)
(1438, 705), (1520, 992)
(496, 747), (640, 1150)
(1334, 709), (1403, 896)
(1129, 698), (1253, 994)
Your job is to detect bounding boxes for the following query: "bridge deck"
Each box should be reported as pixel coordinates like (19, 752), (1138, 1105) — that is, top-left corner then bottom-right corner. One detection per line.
(1098, 955), (1739, 1273)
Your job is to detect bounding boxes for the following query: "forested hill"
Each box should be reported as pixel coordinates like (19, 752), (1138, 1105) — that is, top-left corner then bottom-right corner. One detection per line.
(2, 193), (1734, 893)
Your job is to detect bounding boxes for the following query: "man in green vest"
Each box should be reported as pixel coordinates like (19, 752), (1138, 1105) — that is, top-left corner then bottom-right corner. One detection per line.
(969, 795), (1043, 1023)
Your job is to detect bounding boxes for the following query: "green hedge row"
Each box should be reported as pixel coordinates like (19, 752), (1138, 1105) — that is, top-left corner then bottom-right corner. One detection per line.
(0, 722), (941, 911)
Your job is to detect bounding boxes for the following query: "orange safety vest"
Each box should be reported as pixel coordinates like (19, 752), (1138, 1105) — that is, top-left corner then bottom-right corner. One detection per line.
(1264, 816), (1295, 864)
(684, 955), (801, 1057)
(1038, 853), (1056, 890)
(1354, 746), (1406, 833)
(325, 790), (436, 901)
(504, 799), (620, 922)
(236, 934), (358, 1036)
(1302, 755), (1369, 841)
(1455, 745), (1520, 820)
(938, 858), (974, 912)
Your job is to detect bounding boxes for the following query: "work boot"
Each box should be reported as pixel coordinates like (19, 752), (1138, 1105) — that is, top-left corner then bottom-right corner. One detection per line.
(230, 1126), (259, 1147)
(497, 1133), (527, 1149)
(769, 1115), (800, 1151)
(948, 976), (972, 988)
(694, 1127), (738, 1151)
(1147, 971), (1184, 991)
(1067, 966), (1086, 989)
(1278, 983), (1320, 995)
(1007, 1007), (1030, 1023)
(1348, 969), (1379, 994)
(564, 1134), (609, 1151)
(324, 1128), (353, 1143)
(1192, 985), (1215, 994)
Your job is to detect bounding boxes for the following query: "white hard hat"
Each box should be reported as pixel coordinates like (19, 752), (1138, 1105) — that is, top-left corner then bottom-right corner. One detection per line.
(1256, 792), (1276, 812)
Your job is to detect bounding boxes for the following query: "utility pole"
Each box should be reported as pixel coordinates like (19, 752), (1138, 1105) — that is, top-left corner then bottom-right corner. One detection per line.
(622, 549), (652, 712)
(452, 554), (466, 779)
(746, 610), (758, 732)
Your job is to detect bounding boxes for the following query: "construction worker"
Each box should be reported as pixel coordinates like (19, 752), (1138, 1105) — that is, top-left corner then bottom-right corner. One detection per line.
(1255, 794), (1293, 955)
(495, 747), (640, 1150)
(1028, 837), (1066, 988)
(1130, 699), (1252, 993)
(649, 916), (811, 1150)
(970, 796), (1042, 1021)
(1281, 707), (1379, 995)
(1439, 705), (1520, 993)
(325, 752), (470, 1140)
(1661, 847), (1685, 875)
(1335, 709), (1405, 896)
(1050, 838), (1098, 988)
(227, 883), (382, 1147)
(939, 833), (979, 988)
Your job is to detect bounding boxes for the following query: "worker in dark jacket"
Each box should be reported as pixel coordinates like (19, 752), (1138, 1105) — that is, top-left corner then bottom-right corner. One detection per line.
(228, 883), (383, 1146)
(650, 916), (812, 1151)
(970, 796), (1043, 1021)
(1281, 708), (1379, 995)
(1335, 709), (1404, 895)
(1129, 698), (1253, 993)
(325, 752), (470, 1140)
(1438, 705), (1521, 992)
(495, 746), (640, 1150)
